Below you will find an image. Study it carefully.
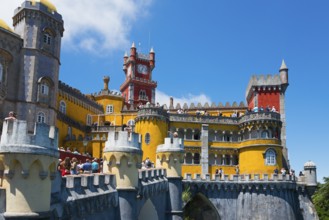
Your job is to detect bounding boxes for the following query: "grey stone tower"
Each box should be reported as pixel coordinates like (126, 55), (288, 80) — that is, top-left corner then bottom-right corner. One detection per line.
(12, 0), (64, 127)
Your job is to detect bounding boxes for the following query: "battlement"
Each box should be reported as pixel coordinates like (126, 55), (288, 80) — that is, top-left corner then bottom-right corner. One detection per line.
(0, 120), (58, 157)
(184, 173), (296, 182)
(136, 106), (169, 122)
(57, 174), (118, 218)
(164, 101), (246, 110)
(63, 173), (116, 192)
(138, 168), (168, 199)
(14, 0), (63, 24)
(245, 74), (285, 100)
(103, 130), (141, 153)
(157, 137), (184, 153)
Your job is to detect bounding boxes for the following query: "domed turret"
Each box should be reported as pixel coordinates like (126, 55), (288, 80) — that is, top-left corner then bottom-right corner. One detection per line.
(31, 0), (57, 12)
(0, 18), (14, 33)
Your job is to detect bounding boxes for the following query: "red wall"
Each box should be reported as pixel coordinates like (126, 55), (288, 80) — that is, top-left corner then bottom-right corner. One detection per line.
(258, 92), (280, 112)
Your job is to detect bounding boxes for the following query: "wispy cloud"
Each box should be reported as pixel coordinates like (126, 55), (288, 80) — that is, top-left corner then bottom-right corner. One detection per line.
(0, 0), (153, 54)
(156, 90), (212, 108)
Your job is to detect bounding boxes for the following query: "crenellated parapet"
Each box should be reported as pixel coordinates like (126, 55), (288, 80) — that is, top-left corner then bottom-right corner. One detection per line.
(135, 106), (169, 122)
(55, 174), (118, 219)
(0, 120), (59, 157)
(156, 137), (185, 178)
(137, 168), (168, 200)
(103, 130), (141, 154)
(103, 130), (142, 189)
(164, 101), (246, 111)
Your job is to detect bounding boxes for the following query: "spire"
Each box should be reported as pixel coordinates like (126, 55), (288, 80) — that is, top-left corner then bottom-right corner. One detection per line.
(131, 42), (136, 48)
(280, 59), (288, 70)
(124, 51), (128, 57)
(150, 47), (154, 53)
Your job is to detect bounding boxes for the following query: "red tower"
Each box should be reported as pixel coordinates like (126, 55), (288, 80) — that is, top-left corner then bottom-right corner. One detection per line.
(120, 43), (157, 106)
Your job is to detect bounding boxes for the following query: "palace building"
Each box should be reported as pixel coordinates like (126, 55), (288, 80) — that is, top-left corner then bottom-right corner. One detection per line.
(0, 0), (289, 179)
(0, 1), (320, 220)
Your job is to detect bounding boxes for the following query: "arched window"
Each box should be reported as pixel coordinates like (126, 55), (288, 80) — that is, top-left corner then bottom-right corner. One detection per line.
(145, 133), (150, 145)
(185, 153), (192, 164)
(37, 112), (46, 123)
(186, 129), (193, 140)
(59, 100), (66, 114)
(193, 153), (200, 164)
(194, 129), (200, 140)
(265, 149), (276, 165)
(43, 33), (51, 45)
(37, 77), (53, 104)
(261, 131), (269, 138)
(127, 119), (135, 127)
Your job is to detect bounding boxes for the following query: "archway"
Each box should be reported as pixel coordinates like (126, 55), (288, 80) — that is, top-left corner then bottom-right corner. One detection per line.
(184, 193), (220, 220)
(138, 198), (158, 220)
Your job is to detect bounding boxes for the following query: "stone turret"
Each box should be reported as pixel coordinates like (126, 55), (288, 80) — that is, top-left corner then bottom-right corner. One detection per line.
(12, 0), (64, 127)
(279, 59), (289, 85)
(0, 120), (58, 218)
(156, 136), (184, 220)
(303, 161), (317, 187)
(103, 130), (142, 220)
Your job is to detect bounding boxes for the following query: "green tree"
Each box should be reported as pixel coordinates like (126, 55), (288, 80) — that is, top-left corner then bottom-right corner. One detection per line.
(312, 177), (329, 220)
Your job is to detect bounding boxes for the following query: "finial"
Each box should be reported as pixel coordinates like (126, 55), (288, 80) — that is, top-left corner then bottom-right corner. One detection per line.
(280, 59), (288, 70)
(131, 42), (136, 48)
(150, 47), (155, 53)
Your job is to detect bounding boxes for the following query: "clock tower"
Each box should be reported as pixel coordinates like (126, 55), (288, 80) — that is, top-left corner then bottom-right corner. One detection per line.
(120, 42), (157, 106)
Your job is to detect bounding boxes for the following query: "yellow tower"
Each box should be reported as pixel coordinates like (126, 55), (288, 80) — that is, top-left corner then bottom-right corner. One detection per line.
(0, 120), (58, 218)
(135, 105), (169, 163)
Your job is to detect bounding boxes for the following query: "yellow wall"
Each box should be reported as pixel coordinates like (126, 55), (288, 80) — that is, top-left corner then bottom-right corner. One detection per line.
(239, 145), (282, 174)
(182, 165), (201, 177)
(135, 119), (168, 163)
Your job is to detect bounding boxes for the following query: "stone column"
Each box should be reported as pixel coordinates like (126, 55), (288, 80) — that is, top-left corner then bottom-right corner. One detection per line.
(201, 124), (209, 176)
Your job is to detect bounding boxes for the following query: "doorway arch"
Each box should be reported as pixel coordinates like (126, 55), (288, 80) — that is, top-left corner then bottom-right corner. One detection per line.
(184, 193), (220, 220)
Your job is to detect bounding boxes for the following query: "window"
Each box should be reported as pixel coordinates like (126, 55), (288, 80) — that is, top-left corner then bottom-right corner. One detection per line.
(139, 90), (148, 101)
(193, 153), (200, 164)
(261, 131), (269, 138)
(106, 105), (114, 114)
(145, 133), (150, 145)
(41, 83), (49, 95)
(43, 33), (51, 45)
(37, 77), (53, 104)
(86, 114), (92, 126)
(265, 149), (276, 165)
(185, 153), (192, 164)
(37, 112), (46, 123)
(127, 119), (135, 127)
(59, 100), (66, 114)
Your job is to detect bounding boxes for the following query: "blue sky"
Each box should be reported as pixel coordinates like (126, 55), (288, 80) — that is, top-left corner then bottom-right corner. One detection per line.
(1, 0), (328, 182)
